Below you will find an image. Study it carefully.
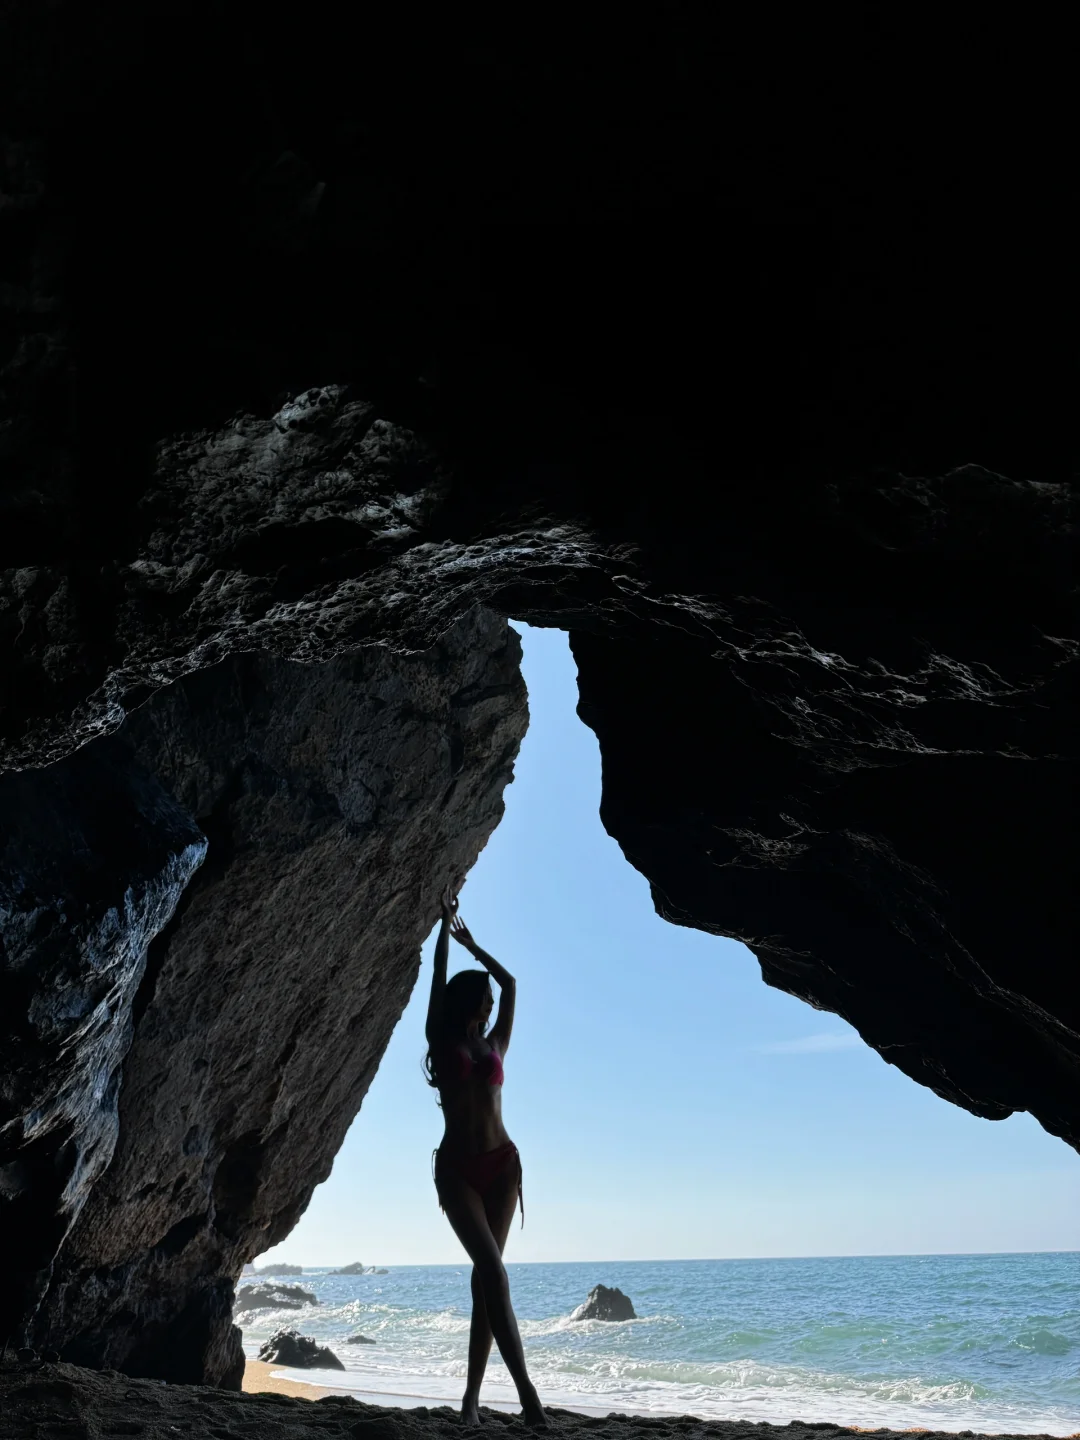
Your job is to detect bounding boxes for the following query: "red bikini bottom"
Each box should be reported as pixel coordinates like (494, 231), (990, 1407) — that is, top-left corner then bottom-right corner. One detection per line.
(434, 1141), (524, 1227)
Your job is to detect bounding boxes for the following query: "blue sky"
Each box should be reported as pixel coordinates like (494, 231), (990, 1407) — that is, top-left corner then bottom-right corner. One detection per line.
(260, 624), (1079, 1267)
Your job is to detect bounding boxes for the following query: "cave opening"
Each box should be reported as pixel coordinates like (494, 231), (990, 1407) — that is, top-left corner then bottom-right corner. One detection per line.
(237, 624), (1079, 1422)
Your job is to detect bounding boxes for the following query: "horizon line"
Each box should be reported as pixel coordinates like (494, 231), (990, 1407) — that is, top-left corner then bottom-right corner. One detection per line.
(253, 1247), (1080, 1268)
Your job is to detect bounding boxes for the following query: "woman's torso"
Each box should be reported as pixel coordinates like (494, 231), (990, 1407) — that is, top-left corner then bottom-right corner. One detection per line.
(438, 1039), (510, 1155)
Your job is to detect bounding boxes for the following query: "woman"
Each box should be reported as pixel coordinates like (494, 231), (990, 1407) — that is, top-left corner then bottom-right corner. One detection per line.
(425, 884), (547, 1428)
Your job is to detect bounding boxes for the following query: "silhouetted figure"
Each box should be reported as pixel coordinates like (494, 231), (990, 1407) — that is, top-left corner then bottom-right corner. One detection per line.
(425, 885), (547, 1427)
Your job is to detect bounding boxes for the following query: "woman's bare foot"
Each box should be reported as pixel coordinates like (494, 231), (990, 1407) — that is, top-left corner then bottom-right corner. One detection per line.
(461, 1393), (482, 1425)
(522, 1397), (549, 1428)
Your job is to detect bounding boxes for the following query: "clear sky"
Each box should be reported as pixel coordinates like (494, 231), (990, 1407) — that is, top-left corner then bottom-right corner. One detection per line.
(259, 624), (1079, 1268)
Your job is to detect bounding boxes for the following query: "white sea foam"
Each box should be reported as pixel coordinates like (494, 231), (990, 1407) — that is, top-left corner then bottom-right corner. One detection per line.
(263, 1356), (1074, 1434)
(239, 1255), (1080, 1435)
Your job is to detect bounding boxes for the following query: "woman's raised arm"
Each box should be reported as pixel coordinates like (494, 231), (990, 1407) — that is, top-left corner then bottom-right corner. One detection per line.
(426, 884), (458, 1045)
(451, 916), (516, 1053)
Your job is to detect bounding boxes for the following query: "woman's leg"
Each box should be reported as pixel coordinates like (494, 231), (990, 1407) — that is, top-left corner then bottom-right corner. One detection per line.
(464, 1266), (491, 1422)
(462, 1157), (522, 1420)
(439, 1161), (545, 1426)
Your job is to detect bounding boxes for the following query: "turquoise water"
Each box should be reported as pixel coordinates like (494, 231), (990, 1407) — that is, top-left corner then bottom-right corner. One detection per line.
(239, 1253), (1080, 1433)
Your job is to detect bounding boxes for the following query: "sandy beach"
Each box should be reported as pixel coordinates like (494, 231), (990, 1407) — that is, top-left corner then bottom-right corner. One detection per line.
(243, 1357), (335, 1398)
(2, 1359), (1076, 1440)
(236, 1369), (948, 1428)
(241, 1361), (584, 1416)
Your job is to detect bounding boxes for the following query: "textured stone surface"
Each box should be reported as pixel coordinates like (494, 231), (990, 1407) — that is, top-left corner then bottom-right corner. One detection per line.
(0, 749), (206, 1348)
(257, 1329), (344, 1370)
(570, 1286), (637, 1323)
(234, 1284), (317, 1316)
(569, 557), (1079, 1144)
(15, 609), (524, 1383)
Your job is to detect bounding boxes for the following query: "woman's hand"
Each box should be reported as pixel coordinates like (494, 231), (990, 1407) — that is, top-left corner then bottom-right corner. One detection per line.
(450, 915), (478, 953)
(440, 884), (460, 921)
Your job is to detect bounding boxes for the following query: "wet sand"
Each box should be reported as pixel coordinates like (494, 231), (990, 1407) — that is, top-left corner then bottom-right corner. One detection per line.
(242, 1357), (334, 1398)
(243, 1361), (584, 1415)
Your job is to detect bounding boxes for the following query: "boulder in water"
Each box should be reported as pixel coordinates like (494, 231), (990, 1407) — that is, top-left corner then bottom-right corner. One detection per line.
(332, 1262), (367, 1274)
(257, 1329), (345, 1370)
(234, 1282), (317, 1315)
(253, 1263), (304, 1275)
(344, 1332), (376, 1344)
(570, 1285), (636, 1321)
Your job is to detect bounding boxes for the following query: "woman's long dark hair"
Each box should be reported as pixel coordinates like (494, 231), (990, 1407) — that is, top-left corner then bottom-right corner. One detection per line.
(424, 969), (492, 1092)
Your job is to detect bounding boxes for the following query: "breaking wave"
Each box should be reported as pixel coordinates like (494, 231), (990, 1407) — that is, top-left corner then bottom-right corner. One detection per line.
(238, 1253), (1080, 1434)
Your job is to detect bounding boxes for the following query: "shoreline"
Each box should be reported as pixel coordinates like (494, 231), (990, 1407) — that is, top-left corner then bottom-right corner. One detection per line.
(242, 1358), (335, 1399)
(2, 1361), (1078, 1440)
(243, 1361), (610, 1416)
(241, 1362), (1080, 1436)
(242, 1361), (529, 1413)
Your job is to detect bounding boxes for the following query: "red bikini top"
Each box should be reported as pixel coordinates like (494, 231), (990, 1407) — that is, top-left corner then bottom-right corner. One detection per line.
(450, 1044), (504, 1087)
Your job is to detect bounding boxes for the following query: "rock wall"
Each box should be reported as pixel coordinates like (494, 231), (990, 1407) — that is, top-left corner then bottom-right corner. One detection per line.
(3, 609), (526, 1382)
(0, 751), (206, 1350)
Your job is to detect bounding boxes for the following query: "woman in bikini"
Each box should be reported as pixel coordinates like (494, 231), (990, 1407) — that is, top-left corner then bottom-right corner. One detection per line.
(425, 884), (547, 1428)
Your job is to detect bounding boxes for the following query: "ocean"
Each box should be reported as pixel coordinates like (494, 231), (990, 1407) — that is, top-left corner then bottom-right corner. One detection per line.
(239, 1253), (1079, 1434)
